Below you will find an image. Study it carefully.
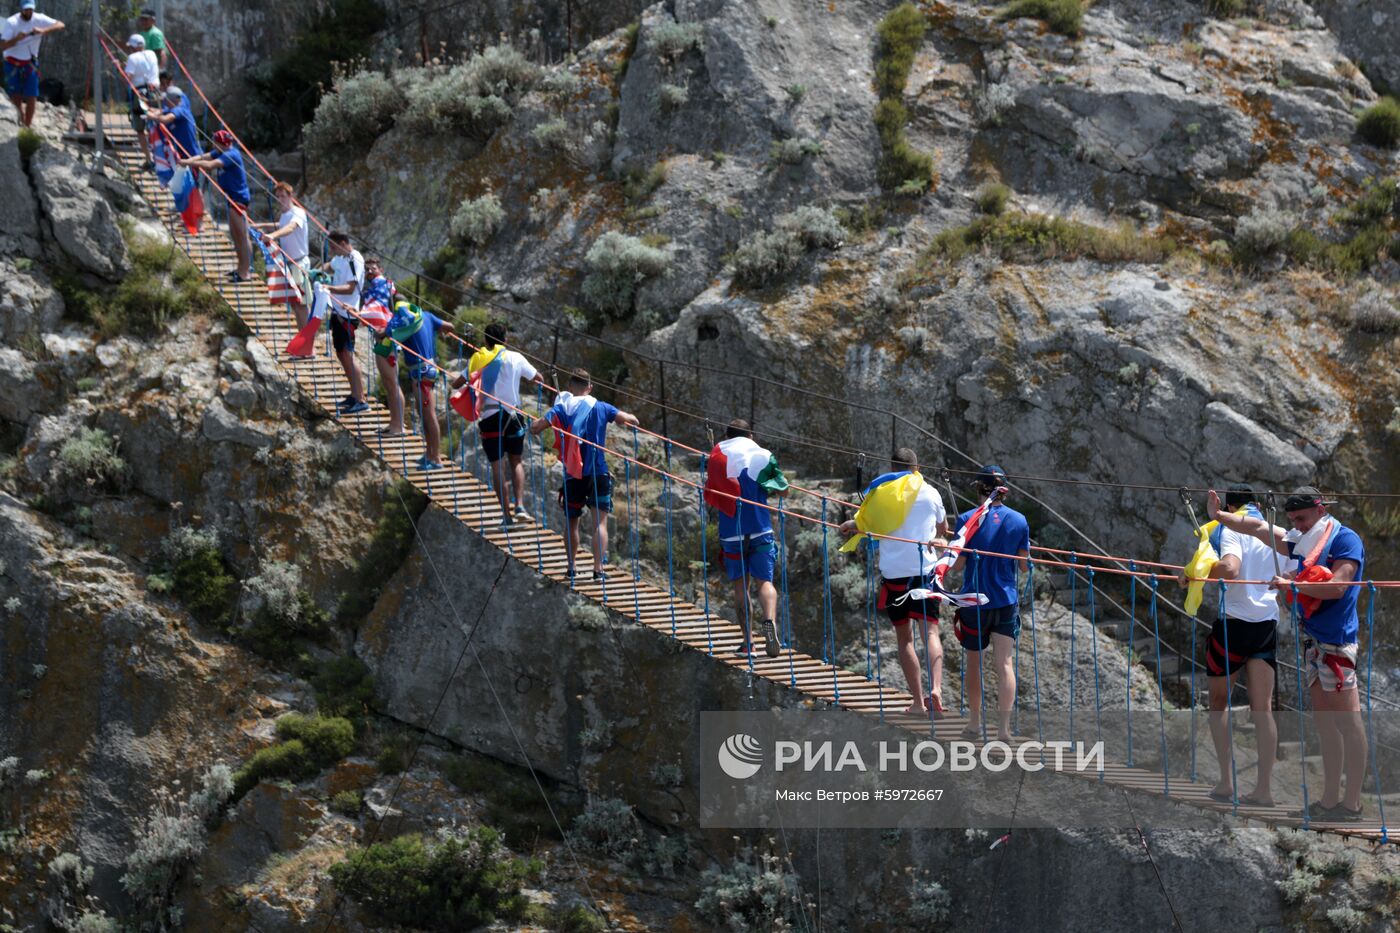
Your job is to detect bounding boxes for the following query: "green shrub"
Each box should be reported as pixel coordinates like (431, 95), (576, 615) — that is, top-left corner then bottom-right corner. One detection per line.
(398, 45), (539, 138)
(553, 905), (606, 933)
(1205, 0), (1246, 16)
(376, 733), (410, 775)
(16, 127), (40, 161)
(162, 527), (237, 626)
(614, 21), (641, 83)
(233, 740), (313, 798)
(329, 828), (538, 931)
(303, 69), (399, 159)
(450, 193), (504, 247)
(975, 182), (1011, 215)
(777, 206), (844, 249)
(998, 0), (1084, 37)
(1336, 178), (1397, 225)
(657, 82), (689, 111)
(622, 160), (668, 203)
(330, 789), (363, 816)
(1347, 291), (1400, 334)
(1357, 96), (1400, 148)
(1231, 207), (1296, 265)
(233, 714), (354, 797)
(238, 561), (330, 661)
(733, 206), (844, 287)
(57, 231), (223, 339)
(312, 656), (378, 722)
(925, 212), (1178, 265)
(276, 713), (355, 762)
(874, 3), (926, 99)
(581, 232), (672, 319)
(872, 5), (936, 191)
(529, 118), (572, 151)
(1276, 867), (1321, 904)
(539, 69), (582, 100)
(647, 20), (703, 66)
(56, 428), (127, 489)
(694, 847), (806, 932)
(769, 136), (823, 165)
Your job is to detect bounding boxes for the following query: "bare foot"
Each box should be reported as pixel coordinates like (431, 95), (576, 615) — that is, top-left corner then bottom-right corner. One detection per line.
(998, 732), (1013, 744)
(904, 700), (927, 714)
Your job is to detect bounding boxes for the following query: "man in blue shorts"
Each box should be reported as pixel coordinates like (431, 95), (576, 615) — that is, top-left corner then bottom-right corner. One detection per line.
(530, 370), (639, 581)
(704, 419), (789, 657)
(2, 1), (63, 127)
(950, 465), (1029, 741)
(384, 298), (456, 470)
(1210, 485), (1367, 821)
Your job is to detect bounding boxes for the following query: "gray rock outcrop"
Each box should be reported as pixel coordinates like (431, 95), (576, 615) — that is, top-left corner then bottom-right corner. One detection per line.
(30, 144), (130, 280)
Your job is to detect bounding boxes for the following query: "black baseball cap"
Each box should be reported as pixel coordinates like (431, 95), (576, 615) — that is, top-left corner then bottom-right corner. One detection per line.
(1282, 486), (1334, 512)
(140, 8), (157, 17)
(1223, 483), (1256, 510)
(975, 464), (1006, 488)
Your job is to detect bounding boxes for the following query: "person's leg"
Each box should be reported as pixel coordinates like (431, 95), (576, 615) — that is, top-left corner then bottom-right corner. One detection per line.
(229, 208), (251, 277)
(421, 383), (441, 464)
(965, 647), (984, 733)
(1309, 681), (1345, 809)
(591, 503), (608, 574)
(375, 357), (402, 433)
(489, 456), (510, 513)
(565, 515), (580, 576)
(990, 632), (1016, 741)
(894, 622), (925, 713)
(757, 580), (778, 621)
(731, 577), (751, 649)
(509, 453), (526, 510)
(291, 298), (308, 330)
(1245, 658), (1276, 804)
(22, 95), (36, 127)
(336, 348), (365, 402)
(1207, 672), (1239, 796)
(1313, 682), (1367, 811)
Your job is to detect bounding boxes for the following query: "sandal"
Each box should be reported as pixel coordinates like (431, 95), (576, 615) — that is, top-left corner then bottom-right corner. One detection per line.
(1207, 790), (1236, 804)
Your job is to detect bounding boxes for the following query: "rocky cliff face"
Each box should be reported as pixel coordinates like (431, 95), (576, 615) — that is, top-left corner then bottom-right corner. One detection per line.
(4, 1), (1400, 931)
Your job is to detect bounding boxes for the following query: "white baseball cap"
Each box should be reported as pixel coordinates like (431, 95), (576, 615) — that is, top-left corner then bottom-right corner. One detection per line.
(127, 34), (146, 49)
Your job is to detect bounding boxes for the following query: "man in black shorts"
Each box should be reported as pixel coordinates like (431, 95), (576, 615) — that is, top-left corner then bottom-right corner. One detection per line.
(457, 322), (544, 522)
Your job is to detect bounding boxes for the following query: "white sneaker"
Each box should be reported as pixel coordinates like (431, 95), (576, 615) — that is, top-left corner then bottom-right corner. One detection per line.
(514, 505), (532, 521)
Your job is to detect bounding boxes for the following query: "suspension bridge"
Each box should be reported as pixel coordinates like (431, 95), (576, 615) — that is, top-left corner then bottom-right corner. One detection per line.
(67, 37), (1396, 845)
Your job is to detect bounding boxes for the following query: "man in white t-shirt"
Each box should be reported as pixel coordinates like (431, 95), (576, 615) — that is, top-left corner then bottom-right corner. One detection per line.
(253, 182), (311, 325)
(2, 2), (64, 127)
(452, 322), (544, 521)
(123, 34), (159, 167)
(1188, 483), (1279, 807)
(838, 447), (951, 715)
(323, 231), (367, 414)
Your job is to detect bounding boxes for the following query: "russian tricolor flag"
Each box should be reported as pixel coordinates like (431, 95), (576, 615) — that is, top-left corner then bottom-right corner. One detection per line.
(285, 283), (329, 358)
(169, 165), (204, 235)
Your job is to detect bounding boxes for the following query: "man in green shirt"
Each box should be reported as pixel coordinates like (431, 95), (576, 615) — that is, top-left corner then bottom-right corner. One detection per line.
(137, 8), (164, 67)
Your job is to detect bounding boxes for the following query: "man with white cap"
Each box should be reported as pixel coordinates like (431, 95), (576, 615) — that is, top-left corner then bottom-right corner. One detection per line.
(1, 1), (65, 127)
(123, 33), (159, 167)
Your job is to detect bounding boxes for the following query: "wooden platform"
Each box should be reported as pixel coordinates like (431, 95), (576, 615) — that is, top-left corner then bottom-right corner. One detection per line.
(97, 132), (1389, 844)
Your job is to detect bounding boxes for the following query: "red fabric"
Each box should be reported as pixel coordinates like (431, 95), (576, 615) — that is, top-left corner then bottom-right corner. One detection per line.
(1283, 563), (1332, 619)
(285, 315), (320, 358)
(703, 444), (739, 517)
(449, 370), (481, 421)
(550, 412), (584, 480)
(1322, 651), (1355, 692)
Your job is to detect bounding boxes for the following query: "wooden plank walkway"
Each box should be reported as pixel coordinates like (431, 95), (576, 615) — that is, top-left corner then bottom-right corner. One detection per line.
(95, 130), (1387, 843)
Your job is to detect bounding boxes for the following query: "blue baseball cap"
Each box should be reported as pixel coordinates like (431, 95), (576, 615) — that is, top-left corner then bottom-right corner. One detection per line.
(21, 1), (37, 10)
(975, 464), (1007, 488)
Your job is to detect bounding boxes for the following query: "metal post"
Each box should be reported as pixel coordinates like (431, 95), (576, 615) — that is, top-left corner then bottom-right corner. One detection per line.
(154, 0), (165, 29)
(659, 359), (669, 439)
(749, 375), (756, 429)
(889, 412), (897, 464)
(91, 0), (104, 174)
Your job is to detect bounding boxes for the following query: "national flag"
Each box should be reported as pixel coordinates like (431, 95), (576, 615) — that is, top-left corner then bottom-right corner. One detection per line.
(703, 436), (787, 516)
(151, 129), (173, 187)
(251, 231), (304, 305)
(449, 369), (483, 421)
(285, 283), (329, 358)
(547, 391), (592, 480)
(1181, 505), (1258, 616)
(169, 165), (204, 235)
(897, 586), (990, 609)
(838, 470), (925, 553)
(930, 486), (1007, 585)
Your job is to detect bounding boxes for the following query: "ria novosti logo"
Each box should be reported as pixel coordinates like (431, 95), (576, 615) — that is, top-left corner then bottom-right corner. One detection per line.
(717, 733), (764, 779)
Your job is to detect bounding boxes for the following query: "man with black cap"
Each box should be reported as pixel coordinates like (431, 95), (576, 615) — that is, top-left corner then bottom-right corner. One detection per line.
(1209, 484), (1366, 821)
(136, 8), (165, 68)
(949, 464), (1029, 741)
(1190, 484), (1278, 807)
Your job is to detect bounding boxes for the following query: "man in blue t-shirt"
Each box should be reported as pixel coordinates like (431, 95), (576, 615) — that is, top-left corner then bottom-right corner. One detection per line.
(530, 369), (639, 582)
(147, 85), (198, 161)
(383, 299), (454, 471)
(179, 129), (252, 281)
(1209, 484), (1367, 821)
(950, 465), (1029, 742)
